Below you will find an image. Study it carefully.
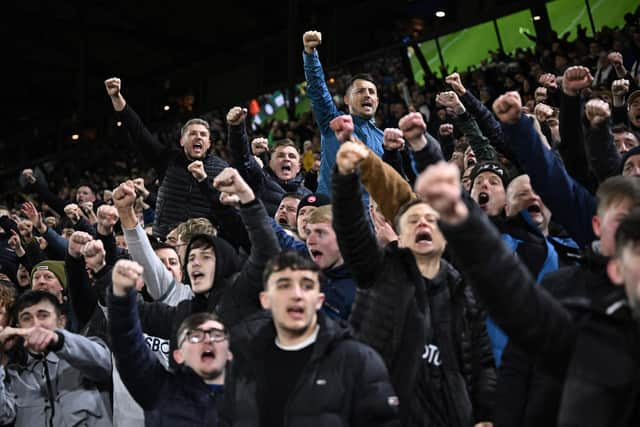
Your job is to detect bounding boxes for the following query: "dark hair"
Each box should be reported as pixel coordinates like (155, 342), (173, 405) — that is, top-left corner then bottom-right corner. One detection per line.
(149, 235), (178, 254)
(393, 198), (427, 234)
(262, 251), (322, 289)
(280, 192), (302, 203)
(596, 176), (640, 215)
(271, 138), (299, 153)
(614, 209), (640, 258)
(13, 290), (62, 321)
(76, 182), (96, 195)
(176, 312), (224, 345)
(346, 73), (377, 95)
(612, 124), (631, 134)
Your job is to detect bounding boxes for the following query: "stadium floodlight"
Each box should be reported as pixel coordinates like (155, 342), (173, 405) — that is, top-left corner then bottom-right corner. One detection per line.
(435, 10), (446, 18)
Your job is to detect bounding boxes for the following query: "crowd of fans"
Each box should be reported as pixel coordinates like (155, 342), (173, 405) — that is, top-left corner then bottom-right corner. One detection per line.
(0, 6), (639, 426)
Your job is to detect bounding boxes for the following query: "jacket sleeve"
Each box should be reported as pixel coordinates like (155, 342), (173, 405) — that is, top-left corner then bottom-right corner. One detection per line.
(108, 287), (171, 410)
(124, 223), (194, 305)
(42, 227), (68, 260)
(460, 90), (508, 155)
(118, 104), (171, 174)
(502, 114), (597, 248)
(303, 50), (340, 133)
(584, 120), (622, 182)
(0, 366), (16, 425)
(25, 180), (67, 217)
(219, 199), (281, 327)
(65, 253), (98, 327)
(454, 110), (499, 164)
(227, 122), (267, 197)
(557, 93), (596, 192)
(439, 201), (577, 379)
(612, 105), (628, 126)
(352, 343), (400, 427)
(95, 229), (119, 267)
(332, 170), (385, 287)
(412, 133), (446, 174)
(359, 148), (417, 223)
(54, 329), (112, 383)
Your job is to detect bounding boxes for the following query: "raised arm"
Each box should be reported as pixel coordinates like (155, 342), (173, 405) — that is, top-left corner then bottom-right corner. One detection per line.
(302, 31), (340, 131)
(65, 232), (99, 327)
(332, 142), (385, 287)
(109, 259), (171, 410)
(493, 91), (597, 248)
(584, 99), (622, 182)
(415, 162), (576, 378)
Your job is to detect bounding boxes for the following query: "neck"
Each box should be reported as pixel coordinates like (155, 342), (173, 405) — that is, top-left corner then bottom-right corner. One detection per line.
(276, 319), (319, 348)
(203, 373), (224, 385)
(414, 253), (441, 279)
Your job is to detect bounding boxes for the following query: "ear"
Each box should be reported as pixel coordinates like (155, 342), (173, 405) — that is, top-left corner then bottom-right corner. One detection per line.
(343, 94), (351, 108)
(179, 134), (186, 147)
(173, 349), (185, 365)
(57, 313), (67, 329)
(227, 350), (233, 362)
(259, 291), (270, 310)
(592, 215), (601, 238)
(607, 258), (624, 286)
(315, 292), (325, 311)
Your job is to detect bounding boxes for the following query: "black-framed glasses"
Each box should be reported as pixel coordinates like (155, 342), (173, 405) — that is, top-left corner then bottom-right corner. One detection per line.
(183, 327), (227, 345)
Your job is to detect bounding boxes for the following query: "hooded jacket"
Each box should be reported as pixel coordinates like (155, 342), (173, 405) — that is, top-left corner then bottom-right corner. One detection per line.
(220, 311), (400, 427)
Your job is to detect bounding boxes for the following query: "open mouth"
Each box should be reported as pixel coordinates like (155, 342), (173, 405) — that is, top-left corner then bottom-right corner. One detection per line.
(201, 349), (216, 362)
(191, 271), (205, 281)
(478, 192), (490, 208)
(277, 215), (289, 225)
(310, 249), (323, 262)
(527, 204), (542, 214)
(287, 306), (305, 319)
(467, 157), (477, 167)
(362, 100), (373, 109)
(415, 231), (433, 244)
(192, 142), (204, 153)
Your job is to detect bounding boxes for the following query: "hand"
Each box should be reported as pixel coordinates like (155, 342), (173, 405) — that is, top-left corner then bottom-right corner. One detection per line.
(36, 236), (48, 251)
(383, 128), (405, 151)
(112, 259), (144, 296)
(21, 169), (37, 184)
(102, 190), (113, 204)
(414, 162), (468, 224)
(251, 138), (269, 156)
(329, 115), (354, 143)
(104, 77), (122, 97)
(21, 326), (59, 353)
(398, 112), (427, 150)
(562, 66), (593, 96)
(336, 141), (369, 175)
(7, 230), (25, 258)
(80, 201), (94, 214)
(113, 181), (137, 210)
(219, 192), (241, 208)
(534, 86), (548, 103)
(607, 51), (623, 67)
(538, 73), (558, 90)
(370, 206), (398, 246)
(226, 106), (247, 126)
(213, 168), (255, 204)
(534, 103), (554, 123)
(187, 160), (207, 182)
(445, 72), (466, 96)
(303, 30), (322, 54)
(64, 203), (81, 224)
(132, 178), (149, 199)
(585, 99), (611, 127)
(492, 91), (522, 124)
(96, 204), (119, 235)
(0, 326), (20, 352)
(21, 201), (46, 234)
(81, 239), (106, 273)
(68, 231), (93, 258)
(436, 91), (465, 114)
(611, 79), (630, 97)
(439, 123), (454, 137)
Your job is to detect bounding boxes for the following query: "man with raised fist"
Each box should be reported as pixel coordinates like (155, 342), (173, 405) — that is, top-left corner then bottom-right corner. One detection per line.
(104, 77), (229, 239)
(302, 30), (384, 199)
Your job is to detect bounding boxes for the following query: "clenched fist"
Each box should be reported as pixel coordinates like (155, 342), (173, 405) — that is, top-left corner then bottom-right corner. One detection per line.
(398, 112), (427, 150)
(226, 106), (247, 126)
(187, 161), (207, 182)
(534, 87), (548, 103)
(303, 31), (322, 54)
(383, 128), (405, 151)
(68, 231), (94, 258)
(213, 168), (255, 205)
(82, 239), (106, 273)
(112, 259), (144, 296)
(607, 51), (623, 67)
(21, 169), (37, 184)
(439, 124), (454, 137)
(251, 138), (269, 156)
(534, 103), (554, 123)
(436, 91), (464, 114)
(104, 77), (122, 97)
(336, 141), (369, 175)
(329, 115), (354, 143)
(64, 204), (81, 224)
(445, 73), (466, 96)
(538, 73), (558, 90)
(562, 66), (593, 96)
(611, 79), (630, 97)
(96, 205), (119, 235)
(113, 181), (137, 210)
(584, 99), (611, 127)
(492, 91), (522, 124)
(414, 162), (468, 225)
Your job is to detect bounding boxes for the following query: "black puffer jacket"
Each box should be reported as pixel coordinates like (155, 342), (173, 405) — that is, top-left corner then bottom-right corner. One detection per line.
(441, 200), (640, 427)
(332, 171), (495, 426)
(119, 104), (229, 239)
(220, 311), (400, 427)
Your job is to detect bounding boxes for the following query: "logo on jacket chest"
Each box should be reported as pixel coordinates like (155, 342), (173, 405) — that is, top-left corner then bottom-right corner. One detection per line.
(421, 344), (442, 366)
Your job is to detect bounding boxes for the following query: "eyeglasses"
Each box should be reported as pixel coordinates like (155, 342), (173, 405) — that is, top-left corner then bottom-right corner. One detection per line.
(182, 327), (227, 346)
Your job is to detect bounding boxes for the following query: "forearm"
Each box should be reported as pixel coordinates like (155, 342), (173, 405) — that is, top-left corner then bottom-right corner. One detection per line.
(42, 227), (69, 260)
(558, 93), (592, 190)
(360, 147), (416, 222)
(303, 50), (339, 129)
(65, 253), (99, 325)
(585, 121), (622, 182)
(412, 134), (446, 173)
(54, 329), (112, 382)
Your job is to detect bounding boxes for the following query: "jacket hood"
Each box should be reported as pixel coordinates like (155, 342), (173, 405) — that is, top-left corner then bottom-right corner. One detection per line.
(182, 233), (241, 293)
